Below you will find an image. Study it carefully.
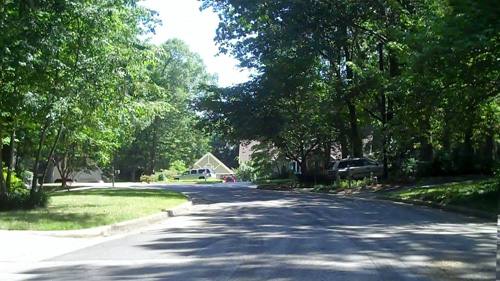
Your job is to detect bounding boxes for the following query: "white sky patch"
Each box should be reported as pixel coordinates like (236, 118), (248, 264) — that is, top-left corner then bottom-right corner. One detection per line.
(139, 0), (252, 87)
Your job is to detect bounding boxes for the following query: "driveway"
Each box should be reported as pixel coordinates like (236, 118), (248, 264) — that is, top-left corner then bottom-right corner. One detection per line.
(4, 182), (497, 280)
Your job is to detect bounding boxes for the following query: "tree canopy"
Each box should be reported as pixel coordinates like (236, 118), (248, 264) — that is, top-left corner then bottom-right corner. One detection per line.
(196, 0), (499, 178)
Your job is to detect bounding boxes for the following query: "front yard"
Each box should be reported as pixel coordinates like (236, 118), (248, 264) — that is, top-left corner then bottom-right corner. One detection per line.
(0, 189), (189, 230)
(384, 179), (498, 214)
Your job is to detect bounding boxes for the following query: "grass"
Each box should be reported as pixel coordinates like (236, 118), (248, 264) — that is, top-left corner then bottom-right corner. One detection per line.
(385, 179), (498, 214)
(0, 189), (188, 231)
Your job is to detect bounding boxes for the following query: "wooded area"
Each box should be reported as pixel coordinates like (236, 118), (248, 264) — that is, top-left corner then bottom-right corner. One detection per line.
(0, 0), (498, 203)
(0, 0), (223, 197)
(195, 0), (499, 180)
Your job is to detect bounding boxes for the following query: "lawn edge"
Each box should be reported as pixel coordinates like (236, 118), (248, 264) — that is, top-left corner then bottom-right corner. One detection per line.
(19, 200), (193, 238)
(376, 195), (496, 221)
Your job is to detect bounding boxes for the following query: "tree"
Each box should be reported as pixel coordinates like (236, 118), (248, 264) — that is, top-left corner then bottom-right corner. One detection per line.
(117, 39), (216, 179)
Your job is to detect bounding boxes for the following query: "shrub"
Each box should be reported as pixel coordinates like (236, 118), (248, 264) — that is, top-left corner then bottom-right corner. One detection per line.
(157, 173), (166, 181)
(2, 169), (26, 193)
(140, 175), (153, 183)
(235, 161), (254, 181)
(169, 160), (187, 174)
(0, 191), (50, 212)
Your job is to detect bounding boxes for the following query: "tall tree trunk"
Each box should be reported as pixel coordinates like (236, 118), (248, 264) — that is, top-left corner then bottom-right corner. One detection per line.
(378, 43), (389, 178)
(419, 116), (433, 162)
(299, 158), (308, 174)
(484, 129), (494, 172)
(0, 119), (6, 195)
(346, 100), (363, 158)
(462, 125), (474, 174)
(40, 121), (64, 188)
(150, 116), (159, 174)
(55, 154), (69, 189)
(323, 140), (332, 169)
(344, 42), (362, 158)
(5, 120), (16, 192)
(339, 126), (349, 158)
(31, 118), (51, 194)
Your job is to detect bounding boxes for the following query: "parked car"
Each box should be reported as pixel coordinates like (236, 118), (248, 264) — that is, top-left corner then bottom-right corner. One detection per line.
(173, 168), (216, 180)
(327, 158), (383, 180)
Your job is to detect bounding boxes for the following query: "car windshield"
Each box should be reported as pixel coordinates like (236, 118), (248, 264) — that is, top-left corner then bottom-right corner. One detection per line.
(337, 161), (351, 169)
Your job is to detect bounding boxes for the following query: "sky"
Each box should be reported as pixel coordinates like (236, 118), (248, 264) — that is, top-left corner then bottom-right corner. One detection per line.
(139, 0), (251, 87)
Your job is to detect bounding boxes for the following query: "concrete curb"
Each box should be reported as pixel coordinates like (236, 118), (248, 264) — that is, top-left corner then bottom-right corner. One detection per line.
(376, 195), (497, 221)
(25, 200), (193, 238)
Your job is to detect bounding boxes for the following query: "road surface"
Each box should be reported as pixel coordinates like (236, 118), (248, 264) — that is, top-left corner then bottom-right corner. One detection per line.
(8, 182), (498, 280)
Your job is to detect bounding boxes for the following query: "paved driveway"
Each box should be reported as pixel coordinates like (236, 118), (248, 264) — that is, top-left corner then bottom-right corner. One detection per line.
(7, 182), (498, 280)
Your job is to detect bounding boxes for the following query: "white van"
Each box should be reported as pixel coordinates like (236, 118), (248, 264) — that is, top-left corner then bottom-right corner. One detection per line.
(173, 168), (216, 180)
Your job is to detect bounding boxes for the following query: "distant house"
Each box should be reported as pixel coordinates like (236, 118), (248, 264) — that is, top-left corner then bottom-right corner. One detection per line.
(193, 152), (234, 178)
(238, 141), (301, 174)
(38, 161), (104, 183)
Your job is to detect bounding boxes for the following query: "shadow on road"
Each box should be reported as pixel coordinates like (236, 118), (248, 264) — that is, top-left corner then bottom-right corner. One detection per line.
(21, 184), (496, 281)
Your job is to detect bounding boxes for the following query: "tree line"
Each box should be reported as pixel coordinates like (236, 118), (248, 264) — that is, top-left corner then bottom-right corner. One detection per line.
(195, 0), (499, 180)
(0, 0), (218, 196)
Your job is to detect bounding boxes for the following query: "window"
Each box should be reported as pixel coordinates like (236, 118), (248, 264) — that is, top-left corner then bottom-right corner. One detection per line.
(337, 161), (350, 169)
(198, 169), (206, 173)
(191, 170), (197, 174)
(352, 160), (364, 167)
(182, 171), (189, 175)
(364, 159), (376, 166)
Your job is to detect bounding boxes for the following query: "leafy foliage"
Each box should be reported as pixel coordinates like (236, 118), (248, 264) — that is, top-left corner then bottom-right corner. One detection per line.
(197, 0), (499, 181)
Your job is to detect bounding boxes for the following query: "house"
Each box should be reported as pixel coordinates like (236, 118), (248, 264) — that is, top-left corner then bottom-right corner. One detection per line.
(39, 161), (105, 183)
(238, 141), (301, 175)
(193, 152), (234, 178)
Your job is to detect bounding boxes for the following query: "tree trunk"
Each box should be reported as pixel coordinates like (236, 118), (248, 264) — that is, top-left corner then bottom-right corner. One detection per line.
(5, 121), (16, 192)
(339, 127), (349, 158)
(419, 117), (433, 162)
(31, 118), (51, 194)
(55, 154), (68, 188)
(378, 43), (389, 178)
(323, 140), (332, 169)
(0, 119), (6, 195)
(299, 158), (308, 174)
(462, 125), (474, 174)
(346, 100), (363, 158)
(40, 121), (64, 188)
(150, 116), (159, 174)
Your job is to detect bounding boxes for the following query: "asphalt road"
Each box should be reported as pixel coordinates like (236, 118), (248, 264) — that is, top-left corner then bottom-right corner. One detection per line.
(16, 182), (498, 280)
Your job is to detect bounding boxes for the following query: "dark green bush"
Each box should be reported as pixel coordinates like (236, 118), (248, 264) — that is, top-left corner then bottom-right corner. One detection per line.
(0, 191), (50, 212)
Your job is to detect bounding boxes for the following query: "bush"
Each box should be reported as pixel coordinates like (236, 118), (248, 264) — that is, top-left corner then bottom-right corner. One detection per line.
(235, 161), (254, 181)
(2, 169), (26, 193)
(140, 175), (153, 183)
(169, 160), (187, 174)
(0, 191), (50, 212)
(157, 173), (166, 181)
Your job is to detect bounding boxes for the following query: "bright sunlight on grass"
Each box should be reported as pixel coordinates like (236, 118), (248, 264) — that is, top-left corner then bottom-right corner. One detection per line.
(386, 179), (498, 214)
(0, 189), (189, 231)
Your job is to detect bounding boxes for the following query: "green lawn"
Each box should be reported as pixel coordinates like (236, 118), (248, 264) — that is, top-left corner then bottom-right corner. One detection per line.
(0, 189), (188, 231)
(385, 179), (498, 214)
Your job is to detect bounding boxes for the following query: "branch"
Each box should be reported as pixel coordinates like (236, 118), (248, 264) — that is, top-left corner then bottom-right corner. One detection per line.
(366, 109), (383, 122)
(351, 23), (388, 43)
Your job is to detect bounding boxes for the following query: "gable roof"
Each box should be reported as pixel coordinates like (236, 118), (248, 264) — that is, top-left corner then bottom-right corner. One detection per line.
(193, 152), (234, 175)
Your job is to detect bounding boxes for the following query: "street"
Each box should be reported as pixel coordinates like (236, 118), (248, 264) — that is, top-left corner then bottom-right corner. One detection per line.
(2, 182), (497, 280)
